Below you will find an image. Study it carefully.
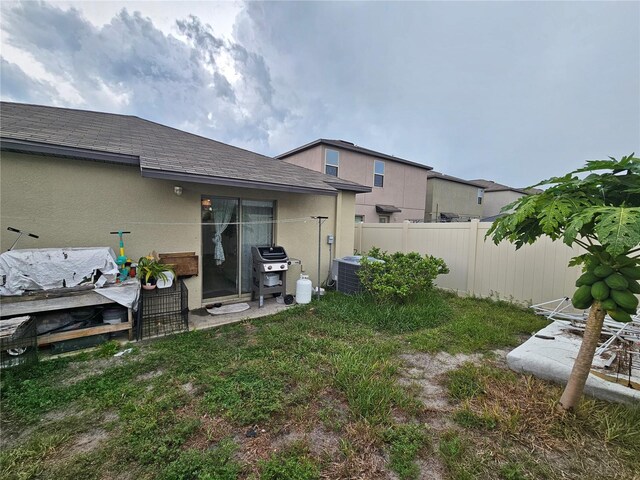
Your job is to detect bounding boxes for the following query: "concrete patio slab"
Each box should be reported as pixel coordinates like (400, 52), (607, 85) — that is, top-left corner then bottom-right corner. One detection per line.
(507, 321), (640, 405)
(188, 297), (291, 331)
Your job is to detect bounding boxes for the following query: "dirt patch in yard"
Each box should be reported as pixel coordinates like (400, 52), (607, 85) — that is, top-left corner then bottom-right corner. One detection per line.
(181, 382), (196, 395)
(182, 414), (236, 451)
(0, 405), (87, 449)
(135, 368), (164, 381)
(415, 457), (446, 480)
(67, 428), (109, 455)
(271, 426), (342, 458)
(243, 322), (258, 346)
(61, 353), (142, 386)
(399, 352), (482, 417)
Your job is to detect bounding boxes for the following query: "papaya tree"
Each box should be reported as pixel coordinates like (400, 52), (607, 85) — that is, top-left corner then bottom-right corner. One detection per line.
(487, 154), (640, 411)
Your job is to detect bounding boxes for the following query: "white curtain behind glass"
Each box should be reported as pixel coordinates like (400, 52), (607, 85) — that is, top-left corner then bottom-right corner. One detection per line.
(212, 199), (236, 265)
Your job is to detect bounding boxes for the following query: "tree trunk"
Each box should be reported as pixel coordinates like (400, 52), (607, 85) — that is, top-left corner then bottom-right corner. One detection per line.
(558, 301), (606, 411)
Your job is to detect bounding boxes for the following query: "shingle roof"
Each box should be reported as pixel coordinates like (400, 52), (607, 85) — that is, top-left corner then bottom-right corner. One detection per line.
(0, 102), (370, 195)
(426, 171), (485, 188)
(276, 139), (433, 171)
(470, 179), (537, 195)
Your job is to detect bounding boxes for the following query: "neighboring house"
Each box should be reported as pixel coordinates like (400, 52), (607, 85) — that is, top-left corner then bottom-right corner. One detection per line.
(471, 179), (541, 219)
(424, 171), (485, 222)
(277, 139), (432, 223)
(0, 102), (370, 309)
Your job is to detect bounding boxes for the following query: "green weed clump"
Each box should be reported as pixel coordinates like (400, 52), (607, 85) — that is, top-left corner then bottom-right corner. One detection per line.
(202, 368), (284, 425)
(259, 442), (320, 480)
(383, 423), (429, 480)
(409, 293), (548, 353)
(446, 363), (486, 400)
(0, 433), (69, 479)
(315, 290), (452, 333)
(159, 439), (240, 480)
(331, 345), (413, 424)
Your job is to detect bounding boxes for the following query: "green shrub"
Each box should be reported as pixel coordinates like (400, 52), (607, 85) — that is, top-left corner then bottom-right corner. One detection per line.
(357, 248), (449, 304)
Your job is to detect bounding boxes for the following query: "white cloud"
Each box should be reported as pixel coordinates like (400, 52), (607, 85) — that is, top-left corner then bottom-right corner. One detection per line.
(0, 1), (289, 151)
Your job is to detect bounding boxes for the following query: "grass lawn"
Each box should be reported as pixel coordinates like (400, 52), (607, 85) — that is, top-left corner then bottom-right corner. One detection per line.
(1, 290), (638, 479)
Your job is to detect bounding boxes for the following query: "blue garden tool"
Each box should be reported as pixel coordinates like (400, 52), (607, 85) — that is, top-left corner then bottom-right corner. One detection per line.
(110, 231), (131, 281)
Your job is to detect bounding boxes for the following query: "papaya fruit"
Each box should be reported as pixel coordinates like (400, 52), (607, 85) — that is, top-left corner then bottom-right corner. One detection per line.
(610, 289), (639, 312)
(601, 298), (617, 311)
(619, 266), (640, 280)
(627, 279), (640, 295)
(591, 281), (610, 301)
(575, 271), (599, 287)
(593, 265), (614, 278)
(604, 273), (629, 291)
(586, 257), (601, 271)
(607, 309), (632, 323)
(620, 304), (638, 315)
(572, 285), (594, 310)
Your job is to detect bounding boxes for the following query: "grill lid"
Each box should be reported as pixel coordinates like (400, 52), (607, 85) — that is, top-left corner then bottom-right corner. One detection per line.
(252, 246), (288, 262)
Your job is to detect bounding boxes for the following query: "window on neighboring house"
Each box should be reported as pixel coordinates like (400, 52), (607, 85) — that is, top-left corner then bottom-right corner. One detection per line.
(477, 188), (484, 205)
(325, 149), (339, 176)
(355, 215), (365, 223)
(378, 215), (390, 223)
(374, 160), (385, 187)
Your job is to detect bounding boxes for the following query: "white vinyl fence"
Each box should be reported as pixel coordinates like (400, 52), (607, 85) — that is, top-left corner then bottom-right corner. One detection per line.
(354, 220), (585, 305)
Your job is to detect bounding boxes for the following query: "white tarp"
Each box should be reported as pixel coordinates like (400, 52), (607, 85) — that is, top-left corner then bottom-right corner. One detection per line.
(0, 247), (119, 296)
(94, 280), (140, 310)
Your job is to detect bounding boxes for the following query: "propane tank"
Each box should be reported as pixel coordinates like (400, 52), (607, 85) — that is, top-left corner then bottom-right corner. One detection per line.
(296, 274), (313, 304)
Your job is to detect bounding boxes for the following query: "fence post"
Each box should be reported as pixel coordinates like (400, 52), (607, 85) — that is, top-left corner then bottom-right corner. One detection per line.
(466, 219), (480, 296)
(402, 221), (410, 253)
(356, 222), (363, 254)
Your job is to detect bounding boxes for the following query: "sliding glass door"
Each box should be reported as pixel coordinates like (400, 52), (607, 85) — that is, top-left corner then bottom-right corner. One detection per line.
(201, 196), (274, 300)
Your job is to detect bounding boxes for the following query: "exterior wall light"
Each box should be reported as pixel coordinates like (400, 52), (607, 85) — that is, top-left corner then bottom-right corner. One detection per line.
(174, 186), (183, 196)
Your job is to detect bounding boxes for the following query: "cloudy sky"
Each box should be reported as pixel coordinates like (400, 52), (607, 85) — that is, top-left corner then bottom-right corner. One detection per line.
(1, 1), (638, 187)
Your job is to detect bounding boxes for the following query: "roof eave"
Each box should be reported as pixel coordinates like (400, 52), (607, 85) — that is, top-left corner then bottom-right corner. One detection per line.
(277, 139), (433, 171)
(0, 137), (140, 166)
(140, 168), (339, 196)
(325, 181), (372, 193)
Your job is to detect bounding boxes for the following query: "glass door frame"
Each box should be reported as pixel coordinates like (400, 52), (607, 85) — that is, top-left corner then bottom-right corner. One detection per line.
(201, 194), (276, 303)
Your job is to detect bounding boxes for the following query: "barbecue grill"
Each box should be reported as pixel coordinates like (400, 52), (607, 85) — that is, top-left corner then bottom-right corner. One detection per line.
(251, 246), (290, 307)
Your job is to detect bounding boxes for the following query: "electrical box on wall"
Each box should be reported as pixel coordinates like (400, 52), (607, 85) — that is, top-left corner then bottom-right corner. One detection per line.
(327, 234), (334, 245)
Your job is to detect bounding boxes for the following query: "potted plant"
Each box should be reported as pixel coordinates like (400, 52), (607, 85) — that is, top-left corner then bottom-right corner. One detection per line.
(137, 255), (173, 290)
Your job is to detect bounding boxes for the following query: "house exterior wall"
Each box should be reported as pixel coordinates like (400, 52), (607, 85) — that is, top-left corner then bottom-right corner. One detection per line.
(482, 190), (525, 218)
(0, 152), (355, 309)
(282, 145), (428, 223)
(424, 179), (483, 222)
(281, 144), (324, 172)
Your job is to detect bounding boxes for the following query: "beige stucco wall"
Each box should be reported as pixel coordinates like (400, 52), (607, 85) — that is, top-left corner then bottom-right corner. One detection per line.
(424, 179), (483, 222)
(283, 145), (428, 223)
(482, 190), (525, 218)
(1, 152), (355, 309)
(281, 145), (323, 172)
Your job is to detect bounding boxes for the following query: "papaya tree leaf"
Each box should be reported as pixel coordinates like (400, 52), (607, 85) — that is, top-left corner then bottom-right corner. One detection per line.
(536, 195), (586, 237)
(592, 207), (640, 257)
(563, 207), (599, 246)
(568, 254), (589, 268)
